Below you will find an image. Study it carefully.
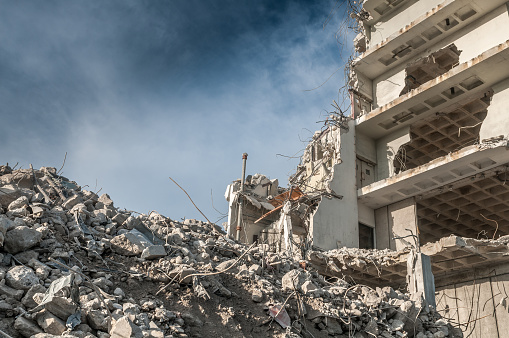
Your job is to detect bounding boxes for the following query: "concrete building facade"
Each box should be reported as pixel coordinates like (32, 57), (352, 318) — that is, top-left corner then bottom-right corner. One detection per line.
(225, 1), (509, 336)
(224, 0), (509, 337)
(350, 0), (509, 254)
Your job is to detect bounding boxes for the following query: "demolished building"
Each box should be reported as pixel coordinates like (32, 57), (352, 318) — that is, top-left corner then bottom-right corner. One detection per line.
(1, 164), (465, 338)
(226, 0), (509, 336)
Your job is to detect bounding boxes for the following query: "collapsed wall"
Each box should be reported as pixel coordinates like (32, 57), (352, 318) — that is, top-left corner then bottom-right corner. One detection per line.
(0, 164), (462, 338)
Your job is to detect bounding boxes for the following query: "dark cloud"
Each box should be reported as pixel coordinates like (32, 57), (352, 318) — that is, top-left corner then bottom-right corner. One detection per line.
(0, 0), (348, 220)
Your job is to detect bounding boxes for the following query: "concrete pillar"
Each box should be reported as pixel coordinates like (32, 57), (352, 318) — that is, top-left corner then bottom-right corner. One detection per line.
(407, 250), (436, 308)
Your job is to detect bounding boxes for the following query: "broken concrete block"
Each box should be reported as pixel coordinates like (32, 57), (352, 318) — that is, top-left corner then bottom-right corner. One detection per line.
(8, 196), (29, 211)
(36, 310), (67, 335)
(181, 313), (203, 327)
(62, 195), (82, 210)
(92, 210), (108, 224)
(281, 269), (309, 292)
(0, 281), (24, 300)
(252, 289), (263, 303)
(87, 309), (110, 331)
(0, 185), (25, 209)
(249, 264), (262, 275)
(14, 249), (39, 264)
(110, 229), (152, 256)
(0, 214), (15, 234)
(325, 318), (343, 335)
(4, 226), (43, 253)
(141, 245), (166, 260)
(44, 297), (78, 321)
(22, 284), (47, 308)
(110, 316), (143, 338)
(393, 300), (422, 333)
(301, 280), (318, 294)
(6, 207), (28, 218)
(147, 321), (164, 338)
(6, 265), (40, 290)
(14, 317), (43, 337)
(27, 259), (51, 280)
(168, 265), (196, 284)
(112, 212), (129, 225)
(123, 216), (142, 230)
(153, 308), (176, 321)
(98, 193), (114, 208)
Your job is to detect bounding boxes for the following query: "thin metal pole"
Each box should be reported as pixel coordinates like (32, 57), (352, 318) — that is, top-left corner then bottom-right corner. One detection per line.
(236, 153), (248, 241)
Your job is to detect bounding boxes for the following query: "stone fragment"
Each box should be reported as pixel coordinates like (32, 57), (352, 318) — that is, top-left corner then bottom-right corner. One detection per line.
(0, 282), (24, 300)
(28, 259), (51, 280)
(4, 226), (43, 253)
(364, 318), (378, 336)
(22, 284), (47, 308)
(391, 319), (404, 331)
(36, 310), (67, 335)
(281, 269), (310, 292)
(87, 309), (110, 331)
(0, 214), (15, 234)
(110, 229), (152, 256)
(109, 316), (143, 338)
(181, 313), (203, 327)
(252, 289), (263, 303)
(8, 196), (29, 211)
(98, 193), (114, 208)
(6, 265), (39, 290)
(113, 287), (125, 297)
(154, 307), (176, 321)
(141, 245), (166, 260)
(14, 250), (39, 264)
(6, 207), (28, 218)
(168, 265), (196, 284)
(249, 264), (262, 275)
(325, 318), (343, 335)
(301, 281), (318, 294)
(14, 317), (43, 337)
(62, 195), (82, 210)
(44, 297), (78, 321)
(112, 212), (129, 225)
(147, 321), (164, 338)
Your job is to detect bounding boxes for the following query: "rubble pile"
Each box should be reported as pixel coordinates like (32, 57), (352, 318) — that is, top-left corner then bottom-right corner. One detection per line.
(0, 165), (462, 337)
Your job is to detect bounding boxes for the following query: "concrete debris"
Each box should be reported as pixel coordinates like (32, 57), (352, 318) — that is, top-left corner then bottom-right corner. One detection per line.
(0, 165), (463, 338)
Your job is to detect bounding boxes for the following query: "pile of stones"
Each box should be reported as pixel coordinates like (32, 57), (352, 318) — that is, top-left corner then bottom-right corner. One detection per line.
(0, 165), (462, 338)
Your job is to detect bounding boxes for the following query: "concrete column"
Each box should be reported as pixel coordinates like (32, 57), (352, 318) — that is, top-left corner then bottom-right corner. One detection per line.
(407, 250), (436, 308)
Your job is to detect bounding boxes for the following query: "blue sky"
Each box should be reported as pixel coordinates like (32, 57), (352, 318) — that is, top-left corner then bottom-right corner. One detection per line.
(1, 0), (351, 223)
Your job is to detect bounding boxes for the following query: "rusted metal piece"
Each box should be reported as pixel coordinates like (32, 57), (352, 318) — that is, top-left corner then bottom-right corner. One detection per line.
(254, 186), (305, 224)
(235, 153), (248, 241)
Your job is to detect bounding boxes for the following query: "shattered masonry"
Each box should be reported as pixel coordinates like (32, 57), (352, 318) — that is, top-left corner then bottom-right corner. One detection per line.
(225, 0), (509, 337)
(0, 165), (462, 338)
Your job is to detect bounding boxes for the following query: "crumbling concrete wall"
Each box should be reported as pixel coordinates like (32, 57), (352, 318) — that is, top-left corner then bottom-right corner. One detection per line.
(436, 262), (509, 338)
(480, 77), (509, 142)
(376, 126), (411, 181)
(374, 197), (418, 251)
(356, 131), (377, 165)
(224, 174), (279, 244)
(370, 4), (509, 109)
(309, 120), (359, 250)
(368, 0), (444, 48)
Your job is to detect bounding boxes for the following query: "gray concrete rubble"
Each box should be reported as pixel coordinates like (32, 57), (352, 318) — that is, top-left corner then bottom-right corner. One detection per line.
(0, 165), (465, 338)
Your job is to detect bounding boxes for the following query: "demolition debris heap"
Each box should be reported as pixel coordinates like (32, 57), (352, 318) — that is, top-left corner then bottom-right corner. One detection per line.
(0, 165), (461, 338)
